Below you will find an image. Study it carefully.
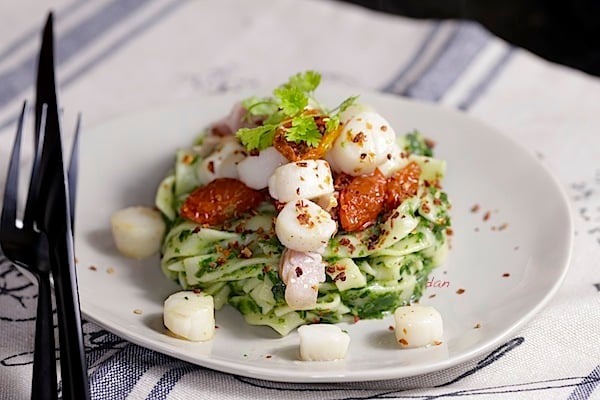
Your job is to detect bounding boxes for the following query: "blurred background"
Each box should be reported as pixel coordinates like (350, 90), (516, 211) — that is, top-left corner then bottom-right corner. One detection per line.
(338, 0), (600, 77)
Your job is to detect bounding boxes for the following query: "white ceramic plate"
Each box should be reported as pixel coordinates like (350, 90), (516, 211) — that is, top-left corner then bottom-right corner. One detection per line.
(75, 86), (572, 382)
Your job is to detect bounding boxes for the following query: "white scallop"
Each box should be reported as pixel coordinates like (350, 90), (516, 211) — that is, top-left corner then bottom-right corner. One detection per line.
(268, 159), (334, 203)
(298, 324), (350, 361)
(163, 291), (215, 342)
(196, 137), (247, 183)
(329, 111), (396, 176)
(111, 206), (166, 259)
(275, 199), (336, 253)
(237, 146), (287, 190)
(393, 305), (443, 348)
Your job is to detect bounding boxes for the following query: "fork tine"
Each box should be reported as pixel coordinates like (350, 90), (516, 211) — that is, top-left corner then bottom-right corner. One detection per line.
(23, 104), (48, 228)
(68, 113), (81, 232)
(1, 102), (27, 230)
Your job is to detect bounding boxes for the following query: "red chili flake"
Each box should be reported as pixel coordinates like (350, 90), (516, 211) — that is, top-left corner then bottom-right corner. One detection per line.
(89, 266), (97, 271)
(297, 161), (308, 167)
(333, 272), (347, 282)
(192, 288), (202, 294)
(207, 160), (215, 174)
(326, 266), (336, 274)
(446, 228), (454, 236)
(295, 267), (303, 277)
(262, 265), (272, 273)
(265, 355), (272, 359)
(433, 198), (442, 205)
(474, 323), (481, 329)
(456, 288), (465, 294)
(352, 132), (366, 144)
(380, 125), (388, 132)
(399, 338), (409, 346)
(353, 315), (360, 323)
(388, 326), (395, 331)
(429, 294), (437, 299)
(215, 325), (219, 329)
(360, 153), (367, 160)
(421, 203), (431, 213)
(502, 273), (510, 278)
(470, 204), (480, 213)
(483, 211), (491, 221)
(192, 226), (201, 234)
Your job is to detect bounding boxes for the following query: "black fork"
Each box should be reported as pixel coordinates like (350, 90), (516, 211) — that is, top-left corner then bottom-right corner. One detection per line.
(0, 103), (82, 400)
(0, 103), (56, 400)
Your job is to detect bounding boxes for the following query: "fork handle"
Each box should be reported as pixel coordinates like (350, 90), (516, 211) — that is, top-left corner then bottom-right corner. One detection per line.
(32, 272), (58, 400)
(50, 240), (90, 400)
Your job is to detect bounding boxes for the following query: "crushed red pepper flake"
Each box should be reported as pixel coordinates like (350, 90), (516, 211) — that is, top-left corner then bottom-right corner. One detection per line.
(474, 323), (481, 329)
(502, 273), (510, 278)
(89, 266), (97, 271)
(470, 204), (480, 213)
(456, 288), (465, 294)
(429, 294), (437, 299)
(388, 325), (395, 331)
(399, 338), (409, 346)
(483, 211), (491, 221)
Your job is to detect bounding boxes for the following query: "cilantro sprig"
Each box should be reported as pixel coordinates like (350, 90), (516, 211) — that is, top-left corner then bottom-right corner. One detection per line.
(236, 71), (357, 151)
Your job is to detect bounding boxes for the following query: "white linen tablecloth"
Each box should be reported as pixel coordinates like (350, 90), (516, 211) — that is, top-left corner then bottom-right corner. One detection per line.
(1, 0), (599, 399)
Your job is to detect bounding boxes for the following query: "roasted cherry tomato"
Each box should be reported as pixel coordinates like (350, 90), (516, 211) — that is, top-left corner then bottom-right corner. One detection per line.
(180, 178), (264, 226)
(385, 161), (421, 211)
(337, 169), (387, 232)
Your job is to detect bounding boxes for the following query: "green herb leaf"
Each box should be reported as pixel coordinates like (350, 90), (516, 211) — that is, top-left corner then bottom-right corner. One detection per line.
(273, 86), (307, 116)
(285, 116), (322, 147)
(336, 95), (359, 114)
(325, 116), (340, 133)
(236, 125), (277, 150)
(286, 70), (321, 93)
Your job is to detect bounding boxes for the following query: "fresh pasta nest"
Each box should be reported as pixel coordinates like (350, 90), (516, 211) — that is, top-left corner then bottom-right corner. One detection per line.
(156, 72), (451, 335)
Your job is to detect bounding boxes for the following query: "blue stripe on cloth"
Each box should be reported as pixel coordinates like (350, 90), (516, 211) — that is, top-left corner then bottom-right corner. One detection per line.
(61, 0), (189, 88)
(0, 0), (90, 64)
(89, 343), (199, 400)
(567, 364), (600, 400)
(0, 0), (151, 111)
(380, 21), (442, 93)
(145, 364), (198, 400)
(403, 21), (491, 102)
(0, 0), (188, 135)
(458, 46), (515, 110)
